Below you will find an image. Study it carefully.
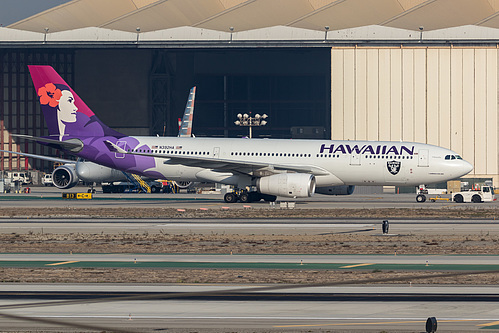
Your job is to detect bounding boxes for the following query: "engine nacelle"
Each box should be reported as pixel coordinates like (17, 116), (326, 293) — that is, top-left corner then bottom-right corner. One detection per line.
(315, 185), (355, 196)
(76, 161), (126, 183)
(257, 173), (316, 198)
(52, 164), (79, 189)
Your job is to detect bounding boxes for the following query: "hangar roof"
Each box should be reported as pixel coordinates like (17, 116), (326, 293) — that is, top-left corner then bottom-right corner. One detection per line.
(8, 0), (499, 34)
(4, 24), (499, 46)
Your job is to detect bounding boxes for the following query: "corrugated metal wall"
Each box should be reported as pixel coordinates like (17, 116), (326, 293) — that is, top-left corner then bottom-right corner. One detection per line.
(331, 46), (498, 183)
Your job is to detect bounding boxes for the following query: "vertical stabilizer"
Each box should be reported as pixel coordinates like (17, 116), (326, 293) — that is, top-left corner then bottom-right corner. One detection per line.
(28, 65), (122, 141)
(178, 86), (196, 137)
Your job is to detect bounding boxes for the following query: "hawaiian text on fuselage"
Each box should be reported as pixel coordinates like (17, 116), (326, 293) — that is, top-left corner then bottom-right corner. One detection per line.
(319, 144), (415, 155)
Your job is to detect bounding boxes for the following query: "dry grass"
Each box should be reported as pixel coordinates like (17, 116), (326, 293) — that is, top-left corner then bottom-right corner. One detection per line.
(0, 206), (496, 219)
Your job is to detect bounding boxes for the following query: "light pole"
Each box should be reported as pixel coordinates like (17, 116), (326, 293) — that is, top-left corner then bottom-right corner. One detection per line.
(234, 113), (268, 138)
(136, 27), (141, 44)
(43, 27), (49, 44)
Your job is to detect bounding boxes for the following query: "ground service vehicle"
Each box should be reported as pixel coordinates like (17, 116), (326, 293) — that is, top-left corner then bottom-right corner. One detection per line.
(41, 173), (53, 186)
(452, 186), (496, 203)
(4, 171), (31, 185)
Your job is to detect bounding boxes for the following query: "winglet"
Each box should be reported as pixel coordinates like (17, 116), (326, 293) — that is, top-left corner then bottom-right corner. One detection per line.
(104, 140), (127, 154)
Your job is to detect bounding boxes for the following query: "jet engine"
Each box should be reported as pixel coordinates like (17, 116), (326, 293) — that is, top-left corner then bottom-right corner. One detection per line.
(257, 173), (316, 198)
(75, 161), (125, 183)
(52, 164), (79, 189)
(315, 185), (355, 195)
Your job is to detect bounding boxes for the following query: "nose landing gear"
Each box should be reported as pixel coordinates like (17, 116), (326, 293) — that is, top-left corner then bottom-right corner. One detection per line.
(416, 184), (428, 203)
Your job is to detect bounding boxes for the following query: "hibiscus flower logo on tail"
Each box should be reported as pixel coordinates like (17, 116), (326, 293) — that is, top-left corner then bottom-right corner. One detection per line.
(38, 83), (62, 107)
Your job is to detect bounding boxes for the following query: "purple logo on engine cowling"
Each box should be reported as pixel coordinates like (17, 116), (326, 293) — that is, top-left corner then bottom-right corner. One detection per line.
(319, 144), (414, 155)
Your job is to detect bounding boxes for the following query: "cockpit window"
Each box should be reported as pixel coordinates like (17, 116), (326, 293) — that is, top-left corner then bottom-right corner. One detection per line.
(445, 155), (462, 160)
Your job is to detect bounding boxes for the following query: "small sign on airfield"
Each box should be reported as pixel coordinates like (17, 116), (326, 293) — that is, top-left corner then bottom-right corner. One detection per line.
(62, 193), (92, 200)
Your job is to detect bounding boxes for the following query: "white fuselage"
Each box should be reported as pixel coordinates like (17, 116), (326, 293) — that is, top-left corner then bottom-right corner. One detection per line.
(114, 137), (473, 188)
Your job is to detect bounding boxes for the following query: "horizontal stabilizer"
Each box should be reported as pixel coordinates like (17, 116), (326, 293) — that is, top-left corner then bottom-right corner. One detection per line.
(12, 134), (84, 152)
(0, 149), (76, 164)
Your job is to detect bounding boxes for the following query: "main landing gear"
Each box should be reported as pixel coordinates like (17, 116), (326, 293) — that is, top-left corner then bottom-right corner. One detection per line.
(416, 184), (428, 203)
(224, 190), (277, 203)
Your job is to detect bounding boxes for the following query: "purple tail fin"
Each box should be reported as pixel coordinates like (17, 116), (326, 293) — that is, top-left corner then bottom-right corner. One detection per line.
(29, 65), (123, 141)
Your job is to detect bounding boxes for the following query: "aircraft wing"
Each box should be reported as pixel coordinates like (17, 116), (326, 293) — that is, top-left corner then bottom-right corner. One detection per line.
(104, 140), (331, 176)
(0, 149), (76, 164)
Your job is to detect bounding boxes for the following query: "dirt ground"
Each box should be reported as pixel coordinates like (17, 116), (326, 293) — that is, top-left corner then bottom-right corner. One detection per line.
(2, 231), (499, 255)
(1, 206), (498, 285)
(0, 206), (496, 219)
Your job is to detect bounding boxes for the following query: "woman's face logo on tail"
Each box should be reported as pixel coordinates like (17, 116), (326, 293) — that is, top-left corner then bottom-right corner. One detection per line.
(58, 90), (78, 123)
(38, 83), (78, 140)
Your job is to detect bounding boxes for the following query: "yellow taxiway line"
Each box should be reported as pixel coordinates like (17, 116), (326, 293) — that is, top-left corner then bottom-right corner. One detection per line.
(45, 261), (79, 266)
(340, 263), (374, 268)
(478, 320), (499, 327)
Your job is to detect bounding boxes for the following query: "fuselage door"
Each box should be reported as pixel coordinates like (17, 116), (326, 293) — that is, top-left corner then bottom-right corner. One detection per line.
(213, 147), (220, 159)
(115, 141), (127, 159)
(418, 149), (429, 167)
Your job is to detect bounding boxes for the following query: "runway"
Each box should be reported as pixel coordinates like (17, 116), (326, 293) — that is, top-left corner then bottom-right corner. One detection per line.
(0, 218), (499, 235)
(0, 284), (498, 332)
(2, 253), (499, 275)
(3, 253), (499, 265)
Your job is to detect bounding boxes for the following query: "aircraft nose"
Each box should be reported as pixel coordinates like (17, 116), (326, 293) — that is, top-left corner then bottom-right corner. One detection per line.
(461, 159), (474, 176)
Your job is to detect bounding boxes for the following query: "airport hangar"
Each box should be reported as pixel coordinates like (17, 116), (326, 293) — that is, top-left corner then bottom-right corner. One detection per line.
(0, 0), (498, 189)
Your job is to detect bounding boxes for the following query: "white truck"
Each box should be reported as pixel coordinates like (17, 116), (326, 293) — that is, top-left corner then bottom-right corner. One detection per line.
(452, 186), (496, 203)
(41, 173), (53, 186)
(4, 171), (31, 185)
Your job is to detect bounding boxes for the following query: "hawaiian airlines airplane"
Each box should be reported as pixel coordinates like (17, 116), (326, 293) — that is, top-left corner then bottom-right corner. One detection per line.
(20, 65), (473, 203)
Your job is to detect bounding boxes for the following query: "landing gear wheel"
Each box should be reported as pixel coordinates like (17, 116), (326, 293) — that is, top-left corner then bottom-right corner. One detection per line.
(239, 192), (250, 203)
(224, 192), (238, 203)
(416, 194), (426, 203)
